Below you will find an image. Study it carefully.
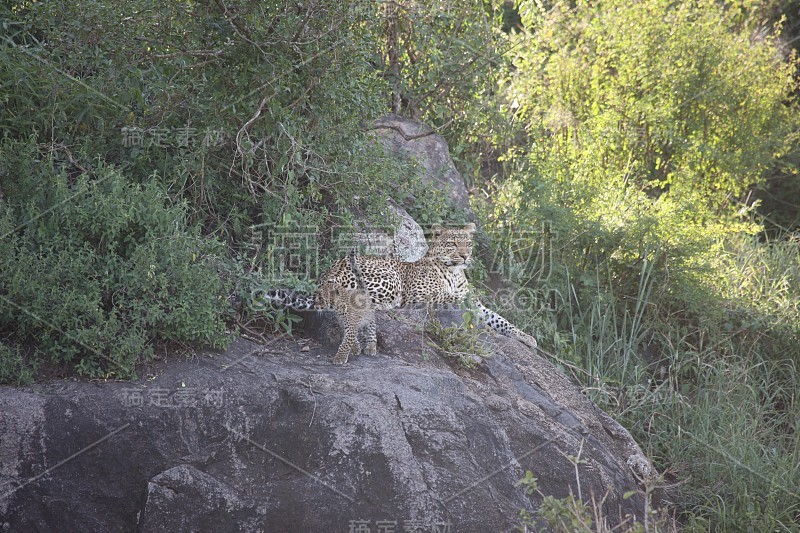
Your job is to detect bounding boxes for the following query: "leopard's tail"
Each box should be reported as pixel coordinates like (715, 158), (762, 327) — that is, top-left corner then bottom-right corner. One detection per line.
(348, 247), (367, 292)
(474, 298), (538, 349)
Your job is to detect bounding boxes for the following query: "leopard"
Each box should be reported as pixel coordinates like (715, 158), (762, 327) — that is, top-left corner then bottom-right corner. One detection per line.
(316, 248), (377, 364)
(265, 223), (539, 352)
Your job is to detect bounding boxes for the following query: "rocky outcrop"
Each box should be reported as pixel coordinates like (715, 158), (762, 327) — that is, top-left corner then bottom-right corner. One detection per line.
(373, 115), (475, 221)
(0, 118), (653, 531)
(0, 309), (651, 532)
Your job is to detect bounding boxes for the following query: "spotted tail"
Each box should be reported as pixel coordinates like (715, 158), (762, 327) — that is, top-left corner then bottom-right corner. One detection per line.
(348, 247), (367, 292)
(473, 298), (538, 349)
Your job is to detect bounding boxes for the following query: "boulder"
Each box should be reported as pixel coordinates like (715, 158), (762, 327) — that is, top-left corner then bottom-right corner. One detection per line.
(353, 201), (427, 262)
(373, 115), (475, 221)
(0, 311), (652, 532)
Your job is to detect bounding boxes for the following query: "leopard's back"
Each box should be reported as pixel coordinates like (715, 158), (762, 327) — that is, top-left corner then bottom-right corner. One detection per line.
(397, 259), (470, 306)
(318, 256), (404, 310)
(317, 225), (476, 310)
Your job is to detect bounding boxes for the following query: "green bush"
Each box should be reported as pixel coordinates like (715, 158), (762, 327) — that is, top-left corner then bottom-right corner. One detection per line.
(510, 0), (796, 205)
(475, 0), (800, 527)
(483, 0), (800, 366)
(0, 343), (34, 386)
(493, 0), (798, 312)
(0, 138), (230, 380)
(1, 0), (406, 238)
(1, 0), (444, 380)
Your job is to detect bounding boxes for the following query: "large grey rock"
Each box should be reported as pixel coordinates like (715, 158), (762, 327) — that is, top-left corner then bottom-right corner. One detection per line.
(352, 202), (427, 262)
(373, 115), (475, 220)
(0, 312), (652, 532)
(388, 201), (428, 261)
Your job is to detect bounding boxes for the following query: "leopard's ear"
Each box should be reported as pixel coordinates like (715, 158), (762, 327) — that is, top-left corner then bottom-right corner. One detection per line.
(431, 224), (445, 236)
(464, 223), (476, 234)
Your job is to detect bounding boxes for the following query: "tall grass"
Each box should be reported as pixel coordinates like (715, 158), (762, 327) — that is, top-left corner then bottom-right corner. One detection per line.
(527, 234), (800, 530)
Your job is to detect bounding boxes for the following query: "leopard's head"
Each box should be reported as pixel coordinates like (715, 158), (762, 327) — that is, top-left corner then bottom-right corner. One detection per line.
(425, 223), (476, 267)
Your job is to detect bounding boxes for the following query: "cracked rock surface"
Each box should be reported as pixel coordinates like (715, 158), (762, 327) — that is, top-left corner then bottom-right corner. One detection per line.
(0, 310), (650, 532)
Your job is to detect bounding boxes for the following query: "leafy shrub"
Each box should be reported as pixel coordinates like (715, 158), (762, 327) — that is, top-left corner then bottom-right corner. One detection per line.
(491, 0), (798, 314)
(425, 309), (492, 370)
(474, 0), (800, 528)
(510, 0), (796, 206)
(1, 0), (407, 239)
(484, 0), (800, 365)
(0, 343), (34, 386)
(0, 138), (230, 380)
(1, 0), (443, 380)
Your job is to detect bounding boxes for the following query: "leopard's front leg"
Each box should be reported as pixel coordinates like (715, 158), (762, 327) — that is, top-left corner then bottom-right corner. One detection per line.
(333, 315), (360, 364)
(362, 320), (377, 356)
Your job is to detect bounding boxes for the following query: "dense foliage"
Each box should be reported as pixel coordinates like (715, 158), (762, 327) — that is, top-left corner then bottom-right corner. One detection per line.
(0, 139), (229, 379)
(2, 0), (800, 529)
(1, 0), (415, 378)
(477, 1), (800, 529)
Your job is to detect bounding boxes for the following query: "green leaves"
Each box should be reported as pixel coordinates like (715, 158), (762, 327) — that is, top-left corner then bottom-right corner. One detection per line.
(494, 0), (798, 321)
(482, 4), (800, 529)
(510, 0), (797, 207)
(514, 469), (539, 496)
(0, 144), (230, 381)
